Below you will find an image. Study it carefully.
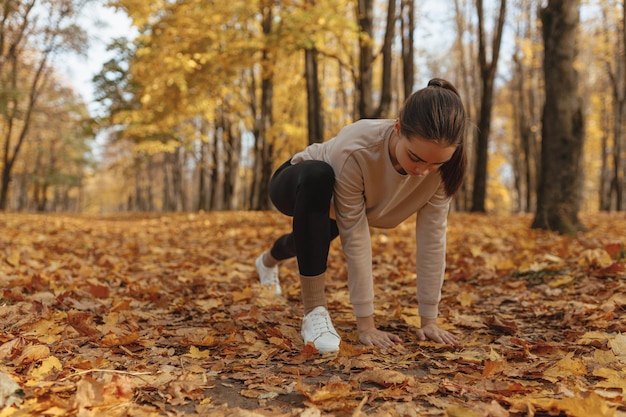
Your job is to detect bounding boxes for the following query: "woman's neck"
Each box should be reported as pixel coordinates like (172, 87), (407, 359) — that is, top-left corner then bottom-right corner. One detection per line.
(388, 131), (406, 174)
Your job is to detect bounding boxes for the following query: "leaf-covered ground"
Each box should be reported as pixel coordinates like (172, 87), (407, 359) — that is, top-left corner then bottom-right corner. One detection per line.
(0, 211), (625, 417)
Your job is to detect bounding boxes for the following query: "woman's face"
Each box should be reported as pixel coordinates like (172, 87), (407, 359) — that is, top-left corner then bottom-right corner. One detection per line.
(393, 123), (457, 177)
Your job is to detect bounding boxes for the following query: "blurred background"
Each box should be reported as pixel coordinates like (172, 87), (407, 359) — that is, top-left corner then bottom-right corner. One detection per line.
(0, 0), (622, 217)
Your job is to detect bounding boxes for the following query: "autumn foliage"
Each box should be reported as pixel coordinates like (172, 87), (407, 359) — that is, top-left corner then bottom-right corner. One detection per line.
(0, 212), (625, 416)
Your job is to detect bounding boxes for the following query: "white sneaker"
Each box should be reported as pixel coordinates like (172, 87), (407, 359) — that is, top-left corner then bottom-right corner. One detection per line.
(255, 254), (282, 295)
(301, 306), (341, 353)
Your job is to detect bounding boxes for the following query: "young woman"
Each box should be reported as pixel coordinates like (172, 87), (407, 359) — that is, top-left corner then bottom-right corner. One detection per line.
(255, 78), (467, 353)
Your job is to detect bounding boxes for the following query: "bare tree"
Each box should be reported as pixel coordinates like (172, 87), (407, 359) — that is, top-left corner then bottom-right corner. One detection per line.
(452, 0), (478, 211)
(249, 0), (275, 210)
(356, 0), (397, 119)
(532, 0), (585, 233)
(304, 0), (324, 145)
(599, 0), (625, 211)
(470, 0), (507, 212)
(510, 0), (542, 213)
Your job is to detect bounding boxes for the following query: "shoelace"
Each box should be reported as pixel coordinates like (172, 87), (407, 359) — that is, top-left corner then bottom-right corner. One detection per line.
(309, 311), (335, 335)
(262, 265), (279, 285)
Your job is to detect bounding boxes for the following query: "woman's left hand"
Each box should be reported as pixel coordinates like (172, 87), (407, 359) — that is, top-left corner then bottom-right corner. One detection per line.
(415, 323), (459, 345)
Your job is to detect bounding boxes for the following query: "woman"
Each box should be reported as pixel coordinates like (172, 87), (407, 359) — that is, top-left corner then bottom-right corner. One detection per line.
(255, 78), (467, 353)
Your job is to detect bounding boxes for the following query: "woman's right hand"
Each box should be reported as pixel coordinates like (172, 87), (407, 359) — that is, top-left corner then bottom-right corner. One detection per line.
(359, 327), (402, 349)
(356, 315), (402, 349)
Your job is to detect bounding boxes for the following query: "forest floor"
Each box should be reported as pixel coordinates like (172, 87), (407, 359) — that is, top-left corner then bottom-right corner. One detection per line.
(0, 211), (625, 417)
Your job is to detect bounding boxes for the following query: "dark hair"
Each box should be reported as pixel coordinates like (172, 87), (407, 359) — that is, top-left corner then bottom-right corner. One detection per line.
(398, 78), (467, 197)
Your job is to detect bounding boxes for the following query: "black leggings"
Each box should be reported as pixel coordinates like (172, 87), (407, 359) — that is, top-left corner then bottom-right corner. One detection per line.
(268, 159), (340, 276)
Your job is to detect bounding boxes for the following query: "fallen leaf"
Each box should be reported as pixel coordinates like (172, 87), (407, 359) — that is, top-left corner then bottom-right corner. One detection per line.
(445, 405), (481, 417)
(14, 344), (50, 366)
(543, 352), (587, 382)
(29, 356), (62, 381)
(100, 331), (139, 347)
(353, 368), (414, 387)
(608, 333), (626, 358)
(594, 368), (626, 393)
(67, 310), (101, 338)
(185, 346), (211, 359)
(531, 392), (616, 417)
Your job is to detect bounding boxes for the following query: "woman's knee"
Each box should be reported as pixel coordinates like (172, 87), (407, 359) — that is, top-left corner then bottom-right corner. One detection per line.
(298, 161), (335, 194)
(269, 160), (334, 215)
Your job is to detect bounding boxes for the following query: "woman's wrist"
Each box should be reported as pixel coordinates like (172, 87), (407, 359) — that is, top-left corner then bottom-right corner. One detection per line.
(420, 316), (438, 327)
(356, 315), (376, 332)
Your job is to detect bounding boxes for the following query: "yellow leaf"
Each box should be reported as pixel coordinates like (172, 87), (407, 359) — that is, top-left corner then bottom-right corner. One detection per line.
(100, 331), (139, 347)
(594, 367), (626, 393)
(548, 275), (575, 288)
(593, 349), (617, 365)
(608, 333), (626, 358)
(445, 405), (481, 417)
(14, 345), (50, 365)
(23, 318), (64, 344)
(403, 314), (421, 327)
(532, 392), (616, 417)
(577, 331), (611, 345)
(543, 352), (587, 382)
(29, 356), (62, 381)
(232, 288), (252, 302)
(297, 379), (353, 402)
(579, 249), (613, 268)
(5, 249), (20, 266)
(457, 292), (476, 307)
(487, 346), (503, 361)
(185, 346), (211, 359)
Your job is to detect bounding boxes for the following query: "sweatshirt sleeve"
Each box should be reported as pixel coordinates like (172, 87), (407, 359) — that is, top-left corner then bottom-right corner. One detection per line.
(415, 184), (451, 319)
(333, 157), (375, 318)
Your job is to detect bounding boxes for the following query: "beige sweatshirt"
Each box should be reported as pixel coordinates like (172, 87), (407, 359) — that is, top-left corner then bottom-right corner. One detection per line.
(291, 119), (451, 319)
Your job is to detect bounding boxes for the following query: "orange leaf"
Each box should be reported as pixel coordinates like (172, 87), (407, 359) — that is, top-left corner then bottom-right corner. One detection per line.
(67, 310), (101, 338)
(100, 331), (139, 347)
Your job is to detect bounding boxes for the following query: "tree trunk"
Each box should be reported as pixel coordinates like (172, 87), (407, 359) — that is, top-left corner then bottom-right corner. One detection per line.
(532, 0), (585, 234)
(400, 0), (415, 100)
(357, 0), (375, 118)
(599, 101), (611, 210)
(356, 0), (396, 119)
(305, 46), (324, 144)
(163, 153), (175, 212)
(197, 139), (210, 211)
(452, 0), (476, 212)
(470, 0), (507, 212)
(209, 134), (220, 210)
(222, 116), (242, 210)
(175, 147), (186, 211)
(249, 2), (274, 210)
(598, 0), (625, 211)
(622, 0), (626, 210)
(511, 1), (541, 213)
(614, 0), (626, 210)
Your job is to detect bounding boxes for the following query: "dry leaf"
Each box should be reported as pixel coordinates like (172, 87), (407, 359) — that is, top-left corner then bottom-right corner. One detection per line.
(14, 345), (50, 366)
(354, 369), (414, 387)
(1, 212), (625, 416)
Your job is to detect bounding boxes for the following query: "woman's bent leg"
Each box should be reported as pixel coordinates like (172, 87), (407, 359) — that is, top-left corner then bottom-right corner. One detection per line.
(269, 160), (336, 276)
